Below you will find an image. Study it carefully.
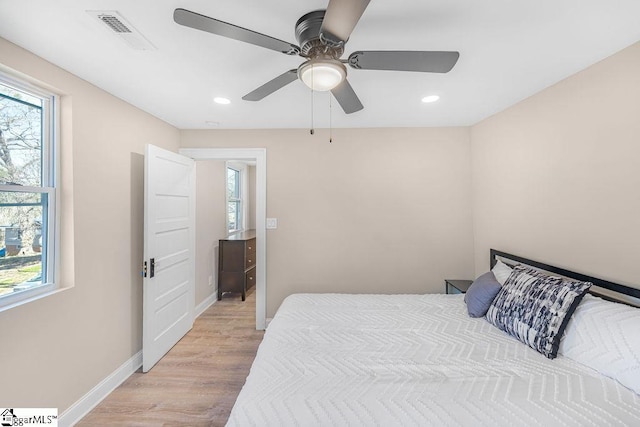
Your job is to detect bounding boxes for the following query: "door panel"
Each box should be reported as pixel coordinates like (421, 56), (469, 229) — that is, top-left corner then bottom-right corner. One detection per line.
(143, 144), (196, 372)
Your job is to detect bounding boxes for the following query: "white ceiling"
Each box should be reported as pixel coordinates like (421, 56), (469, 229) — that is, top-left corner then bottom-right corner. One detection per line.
(1, 0), (639, 129)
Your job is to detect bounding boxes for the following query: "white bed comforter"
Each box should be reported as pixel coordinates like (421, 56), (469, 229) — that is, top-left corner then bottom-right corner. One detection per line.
(227, 294), (640, 426)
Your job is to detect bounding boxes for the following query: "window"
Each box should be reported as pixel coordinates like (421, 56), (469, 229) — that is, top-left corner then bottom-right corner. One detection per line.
(0, 73), (57, 309)
(227, 166), (242, 233)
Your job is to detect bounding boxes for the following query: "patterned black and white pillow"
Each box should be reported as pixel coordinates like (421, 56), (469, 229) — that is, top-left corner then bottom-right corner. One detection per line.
(485, 265), (592, 359)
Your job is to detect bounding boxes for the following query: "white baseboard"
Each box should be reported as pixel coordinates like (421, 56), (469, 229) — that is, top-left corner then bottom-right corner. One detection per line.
(195, 292), (217, 318)
(59, 294), (216, 426)
(59, 350), (142, 427)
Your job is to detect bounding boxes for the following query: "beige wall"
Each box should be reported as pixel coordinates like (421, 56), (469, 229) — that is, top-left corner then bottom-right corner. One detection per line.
(195, 160), (228, 304)
(0, 39), (180, 410)
(470, 42), (640, 287)
(181, 128), (475, 316)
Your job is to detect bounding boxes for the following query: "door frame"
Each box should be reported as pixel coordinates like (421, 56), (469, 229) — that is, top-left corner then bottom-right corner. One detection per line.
(180, 148), (267, 330)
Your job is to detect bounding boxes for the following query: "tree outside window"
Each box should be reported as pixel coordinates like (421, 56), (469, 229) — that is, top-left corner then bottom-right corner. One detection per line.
(0, 78), (55, 303)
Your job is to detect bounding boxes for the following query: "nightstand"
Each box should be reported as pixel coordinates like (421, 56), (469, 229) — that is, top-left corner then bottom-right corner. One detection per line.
(445, 279), (473, 294)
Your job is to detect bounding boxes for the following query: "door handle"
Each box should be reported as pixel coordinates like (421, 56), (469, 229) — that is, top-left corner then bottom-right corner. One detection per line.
(150, 258), (155, 278)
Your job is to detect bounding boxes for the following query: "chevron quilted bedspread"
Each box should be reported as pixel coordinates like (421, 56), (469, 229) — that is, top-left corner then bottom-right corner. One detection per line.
(226, 293), (640, 426)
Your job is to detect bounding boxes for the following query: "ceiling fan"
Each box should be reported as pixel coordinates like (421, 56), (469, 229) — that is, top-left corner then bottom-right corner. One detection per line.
(174, 0), (459, 114)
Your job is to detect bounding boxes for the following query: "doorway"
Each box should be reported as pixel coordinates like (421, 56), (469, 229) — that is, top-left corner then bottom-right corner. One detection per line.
(180, 148), (267, 330)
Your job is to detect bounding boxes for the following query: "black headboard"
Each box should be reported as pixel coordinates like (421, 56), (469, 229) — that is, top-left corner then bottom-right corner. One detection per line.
(490, 249), (640, 303)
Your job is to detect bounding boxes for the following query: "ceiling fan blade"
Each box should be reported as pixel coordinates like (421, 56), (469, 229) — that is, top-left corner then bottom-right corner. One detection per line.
(174, 8), (300, 55)
(331, 79), (364, 114)
(348, 51), (460, 73)
(242, 70), (298, 101)
(320, 0), (371, 46)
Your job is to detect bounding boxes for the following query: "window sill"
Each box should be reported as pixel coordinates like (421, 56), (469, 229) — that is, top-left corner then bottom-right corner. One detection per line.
(0, 285), (72, 314)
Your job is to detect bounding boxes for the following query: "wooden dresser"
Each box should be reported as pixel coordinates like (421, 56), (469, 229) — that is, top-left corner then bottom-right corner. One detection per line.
(218, 230), (256, 301)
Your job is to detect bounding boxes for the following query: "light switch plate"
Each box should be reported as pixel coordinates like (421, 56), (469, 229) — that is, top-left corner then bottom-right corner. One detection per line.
(266, 218), (278, 229)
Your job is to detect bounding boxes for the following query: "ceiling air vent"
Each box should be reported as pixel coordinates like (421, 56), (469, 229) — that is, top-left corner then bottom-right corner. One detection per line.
(87, 10), (155, 50)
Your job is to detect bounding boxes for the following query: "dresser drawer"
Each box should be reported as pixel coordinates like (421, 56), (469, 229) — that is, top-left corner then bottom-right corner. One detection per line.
(245, 252), (256, 269)
(246, 268), (256, 290)
(246, 238), (256, 255)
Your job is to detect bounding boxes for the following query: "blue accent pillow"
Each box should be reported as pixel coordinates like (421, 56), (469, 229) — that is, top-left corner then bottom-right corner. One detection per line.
(464, 272), (502, 318)
(486, 265), (591, 359)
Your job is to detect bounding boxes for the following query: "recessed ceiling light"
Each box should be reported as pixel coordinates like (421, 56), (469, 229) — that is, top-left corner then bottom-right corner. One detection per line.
(214, 97), (231, 105)
(421, 95), (440, 103)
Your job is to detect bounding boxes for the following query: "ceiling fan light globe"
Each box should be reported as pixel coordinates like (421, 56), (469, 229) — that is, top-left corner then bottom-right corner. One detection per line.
(298, 60), (346, 92)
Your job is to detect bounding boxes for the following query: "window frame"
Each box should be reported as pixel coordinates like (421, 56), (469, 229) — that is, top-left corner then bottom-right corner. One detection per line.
(226, 163), (246, 233)
(0, 71), (59, 311)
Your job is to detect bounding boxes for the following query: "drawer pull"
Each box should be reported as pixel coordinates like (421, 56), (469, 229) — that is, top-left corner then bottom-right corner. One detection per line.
(248, 259), (252, 263)
(248, 246), (253, 250)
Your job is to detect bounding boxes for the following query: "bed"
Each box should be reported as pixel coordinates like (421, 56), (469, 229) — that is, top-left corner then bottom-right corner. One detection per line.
(227, 250), (640, 426)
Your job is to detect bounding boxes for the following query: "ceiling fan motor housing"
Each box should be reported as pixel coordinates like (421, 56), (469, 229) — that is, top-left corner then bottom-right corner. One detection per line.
(295, 10), (344, 59)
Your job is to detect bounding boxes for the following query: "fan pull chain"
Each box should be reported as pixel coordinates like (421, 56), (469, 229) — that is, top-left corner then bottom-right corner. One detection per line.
(310, 67), (315, 135)
(329, 95), (333, 143)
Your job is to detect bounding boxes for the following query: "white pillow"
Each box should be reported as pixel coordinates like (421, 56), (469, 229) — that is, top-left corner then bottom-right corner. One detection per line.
(559, 294), (640, 395)
(491, 259), (513, 285)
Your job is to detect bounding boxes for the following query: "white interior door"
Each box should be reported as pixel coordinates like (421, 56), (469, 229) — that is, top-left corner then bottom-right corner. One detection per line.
(143, 144), (196, 372)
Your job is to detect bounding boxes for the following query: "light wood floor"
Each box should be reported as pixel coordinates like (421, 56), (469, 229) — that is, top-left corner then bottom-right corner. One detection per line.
(78, 287), (263, 426)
